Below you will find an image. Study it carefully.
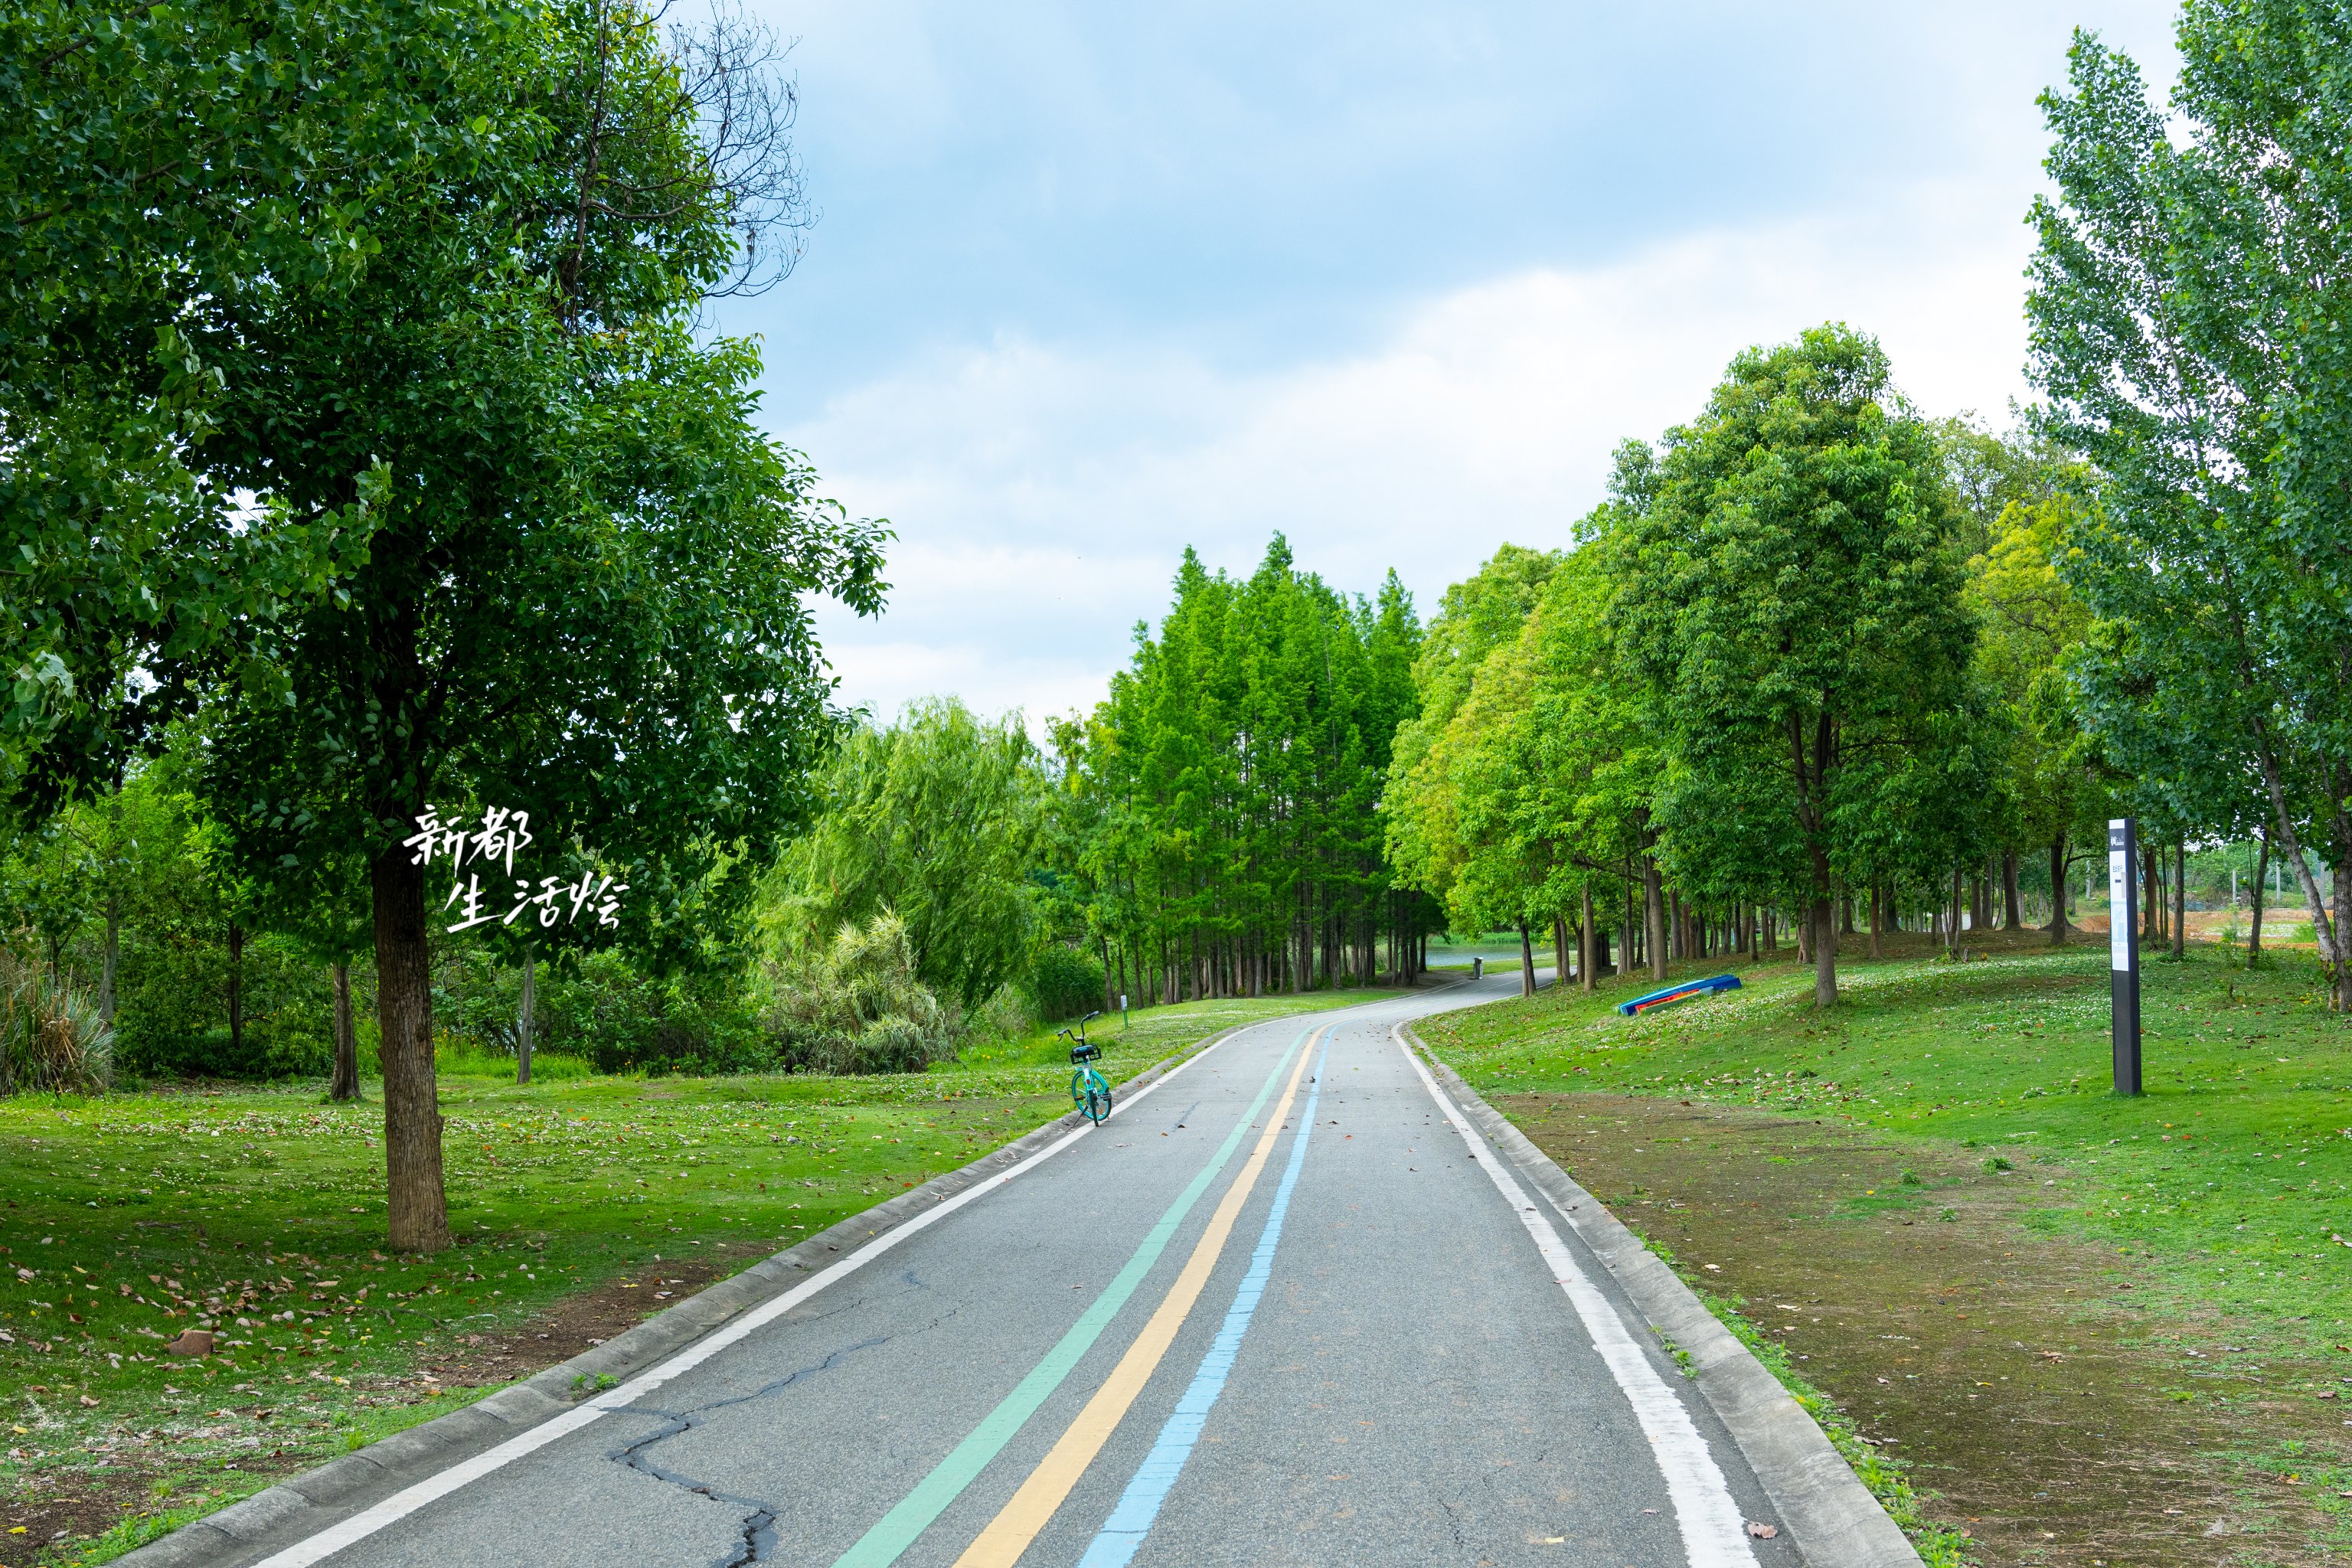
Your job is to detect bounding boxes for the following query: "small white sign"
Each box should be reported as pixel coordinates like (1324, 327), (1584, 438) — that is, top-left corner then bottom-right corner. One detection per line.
(2108, 819), (2132, 971)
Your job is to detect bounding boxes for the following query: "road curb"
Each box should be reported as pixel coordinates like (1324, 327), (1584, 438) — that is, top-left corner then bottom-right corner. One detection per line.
(1403, 1027), (1923, 1568)
(116, 1024), (1258, 1568)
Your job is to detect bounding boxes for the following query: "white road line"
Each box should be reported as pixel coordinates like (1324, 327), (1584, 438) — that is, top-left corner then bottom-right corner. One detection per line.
(1393, 1027), (1756, 1568)
(243, 1024), (1250, 1568)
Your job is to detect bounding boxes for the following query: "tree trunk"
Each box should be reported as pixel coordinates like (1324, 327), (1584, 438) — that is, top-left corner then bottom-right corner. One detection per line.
(1840, 890), (1855, 936)
(1869, 880), (1883, 959)
(329, 962), (361, 1102)
(2249, 831), (2269, 966)
(2047, 835), (2070, 946)
(2337, 852), (2352, 1008)
(1644, 858), (1668, 982)
(226, 920), (245, 1060)
(1553, 916), (1570, 987)
(516, 941), (536, 1086)
(2141, 838), (2160, 945)
(1517, 921), (1536, 998)
(100, 894), (120, 1026)
(1579, 887), (1596, 991)
(2003, 849), (2022, 930)
(373, 843), (451, 1253)
(2172, 842), (2187, 960)
(1949, 863), (1963, 956)
(1812, 893), (1837, 1005)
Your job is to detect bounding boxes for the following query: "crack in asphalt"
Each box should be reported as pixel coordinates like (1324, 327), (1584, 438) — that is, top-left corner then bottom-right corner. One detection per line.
(1435, 1494), (1468, 1550)
(610, 1335), (890, 1566)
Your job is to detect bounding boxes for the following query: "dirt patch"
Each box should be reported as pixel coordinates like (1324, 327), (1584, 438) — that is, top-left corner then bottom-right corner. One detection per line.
(7, 1240), (789, 1560)
(1503, 1092), (2352, 1566)
(416, 1239), (777, 1390)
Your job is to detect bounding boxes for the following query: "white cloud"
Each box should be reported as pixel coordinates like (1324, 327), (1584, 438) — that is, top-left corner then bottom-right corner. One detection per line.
(796, 194), (2040, 732)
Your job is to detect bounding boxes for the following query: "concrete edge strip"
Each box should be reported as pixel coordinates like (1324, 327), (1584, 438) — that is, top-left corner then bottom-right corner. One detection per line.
(1400, 1026), (1923, 1568)
(119, 1019), (1266, 1568)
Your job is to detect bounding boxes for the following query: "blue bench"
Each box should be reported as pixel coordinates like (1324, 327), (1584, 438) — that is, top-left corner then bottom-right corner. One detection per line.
(1615, 973), (1743, 1017)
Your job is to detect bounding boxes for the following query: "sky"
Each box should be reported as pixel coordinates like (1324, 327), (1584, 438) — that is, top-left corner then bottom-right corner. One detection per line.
(715, 1), (2184, 733)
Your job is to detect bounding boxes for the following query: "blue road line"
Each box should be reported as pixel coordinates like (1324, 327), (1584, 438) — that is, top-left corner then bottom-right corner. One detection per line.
(1076, 1032), (1334, 1567)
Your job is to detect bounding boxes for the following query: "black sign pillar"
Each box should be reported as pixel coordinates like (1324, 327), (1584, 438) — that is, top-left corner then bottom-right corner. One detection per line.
(2109, 818), (2141, 1096)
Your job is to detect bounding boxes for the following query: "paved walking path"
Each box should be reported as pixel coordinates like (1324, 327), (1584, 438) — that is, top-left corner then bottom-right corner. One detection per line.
(209, 977), (1810, 1566)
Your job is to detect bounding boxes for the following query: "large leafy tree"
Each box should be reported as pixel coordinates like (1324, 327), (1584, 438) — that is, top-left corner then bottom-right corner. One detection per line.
(0, 0), (494, 816)
(178, 0), (882, 1250)
(1383, 544), (1562, 923)
(2029, 5), (2352, 1005)
(1963, 492), (2112, 942)
(1619, 325), (1974, 1006)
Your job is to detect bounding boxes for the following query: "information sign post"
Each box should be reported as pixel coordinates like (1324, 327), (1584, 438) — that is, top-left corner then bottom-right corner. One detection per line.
(2109, 817), (2141, 1096)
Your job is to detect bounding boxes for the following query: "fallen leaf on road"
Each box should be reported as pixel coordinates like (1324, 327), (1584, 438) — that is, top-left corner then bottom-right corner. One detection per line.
(1748, 1522), (1779, 1539)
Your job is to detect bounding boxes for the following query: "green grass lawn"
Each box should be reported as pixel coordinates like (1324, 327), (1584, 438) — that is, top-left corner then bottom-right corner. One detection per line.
(1419, 938), (2352, 1345)
(0, 985), (1400, 1564)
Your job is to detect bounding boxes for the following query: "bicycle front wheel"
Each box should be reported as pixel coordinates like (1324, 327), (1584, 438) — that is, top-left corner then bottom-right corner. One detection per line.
(1076, 1067), (1112, 1125)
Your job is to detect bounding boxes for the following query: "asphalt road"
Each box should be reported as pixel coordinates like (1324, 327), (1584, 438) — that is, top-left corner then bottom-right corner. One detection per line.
(249, 976), (1805, 1567)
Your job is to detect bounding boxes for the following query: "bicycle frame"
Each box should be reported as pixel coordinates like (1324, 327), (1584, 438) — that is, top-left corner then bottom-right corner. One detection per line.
(1060, 1011), (1112, 1125)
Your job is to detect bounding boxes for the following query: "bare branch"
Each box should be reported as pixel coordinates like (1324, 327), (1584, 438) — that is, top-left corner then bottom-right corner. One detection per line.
(667, 0), (812, 299)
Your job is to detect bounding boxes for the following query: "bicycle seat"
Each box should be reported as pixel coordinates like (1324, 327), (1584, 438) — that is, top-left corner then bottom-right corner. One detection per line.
(1068, 1042), (1102, 1063)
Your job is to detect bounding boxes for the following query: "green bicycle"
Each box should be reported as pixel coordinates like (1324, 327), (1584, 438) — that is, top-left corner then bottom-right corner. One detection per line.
(1062, 1011), (1112, 1125)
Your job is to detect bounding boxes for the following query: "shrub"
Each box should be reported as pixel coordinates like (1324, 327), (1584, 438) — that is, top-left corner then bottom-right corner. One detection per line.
(1029, 944), (1105, 1022)
(434, 947), (767, 1077)
(111, 929), (329, 1080)
(765, 912), (961, 1074)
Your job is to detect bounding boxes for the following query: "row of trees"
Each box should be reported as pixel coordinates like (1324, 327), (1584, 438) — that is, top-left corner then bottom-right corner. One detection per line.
(1383, 327), (2109, 1007)
(1045, 543), (1436, 1005)
(4, 0), (884, 1249)
(1381, 0), (2352, 1011)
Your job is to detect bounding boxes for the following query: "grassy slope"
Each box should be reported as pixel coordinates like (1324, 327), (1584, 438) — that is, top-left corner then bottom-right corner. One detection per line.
(1416, 937), (2352, 1560)
(4, 986), (1399, 1564)
(1420, 939), (2352, 1338)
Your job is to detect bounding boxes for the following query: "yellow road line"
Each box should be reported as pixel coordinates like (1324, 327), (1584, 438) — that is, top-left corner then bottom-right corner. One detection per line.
(950, 1027), (1325, 1568)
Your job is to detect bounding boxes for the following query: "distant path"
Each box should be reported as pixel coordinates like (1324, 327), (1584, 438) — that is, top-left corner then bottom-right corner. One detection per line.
(213, 974), (1803, 1566)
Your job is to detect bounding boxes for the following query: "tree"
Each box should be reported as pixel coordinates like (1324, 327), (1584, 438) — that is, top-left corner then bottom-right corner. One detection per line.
(1963, 491), (2111, 942)
(773, 699), (1047, 1012)
(2, 0), (514, 822)
(184, 0), (884, 1250)
(1384, 545), (1562, 926)
(2029, 5), (2352, 1006)
(1619, 325), (1974, 1006)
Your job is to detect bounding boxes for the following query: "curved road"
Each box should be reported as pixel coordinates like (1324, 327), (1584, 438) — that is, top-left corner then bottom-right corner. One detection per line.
(235, 976), (1804, 1566)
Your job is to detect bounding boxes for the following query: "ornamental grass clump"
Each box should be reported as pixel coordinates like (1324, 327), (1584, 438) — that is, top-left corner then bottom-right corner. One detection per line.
(0, 947), (113, 1093)
(766, 912), (960, 1074)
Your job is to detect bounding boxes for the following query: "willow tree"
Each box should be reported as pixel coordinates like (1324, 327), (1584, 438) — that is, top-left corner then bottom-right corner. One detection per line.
(187, 0), (883, 1250)
(773, 698), (1047, 1011)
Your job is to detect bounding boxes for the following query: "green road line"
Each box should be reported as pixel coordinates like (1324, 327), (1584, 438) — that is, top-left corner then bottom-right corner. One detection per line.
(829, 1029), (1308, 1568)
